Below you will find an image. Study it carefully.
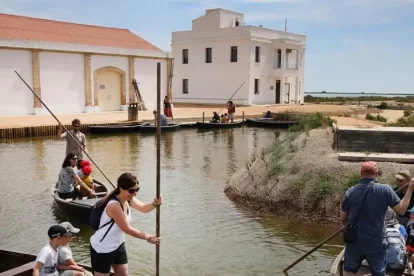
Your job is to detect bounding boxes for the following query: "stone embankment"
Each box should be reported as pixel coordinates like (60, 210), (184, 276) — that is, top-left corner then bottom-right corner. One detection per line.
(224, 128), (412, 225)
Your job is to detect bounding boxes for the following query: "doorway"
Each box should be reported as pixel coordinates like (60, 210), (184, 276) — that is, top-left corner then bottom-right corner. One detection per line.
(275, 80), (281, 104)
(285, 83), (291, 104)
(97, 71), (121, 111)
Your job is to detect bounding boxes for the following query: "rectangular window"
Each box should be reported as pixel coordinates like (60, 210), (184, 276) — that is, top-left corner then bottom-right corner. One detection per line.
(230, 46), (238, 62)
(254, 79), (260, 94)
(286, 49), (298, 69)
(182, 79), (188, 94)
(182, 49), (188, 64)
(205, 48), (212, 63)
(255, 46), (260, 63)
(275, 49), (282, 68)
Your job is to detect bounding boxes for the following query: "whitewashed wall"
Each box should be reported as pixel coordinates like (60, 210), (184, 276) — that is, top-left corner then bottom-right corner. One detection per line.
(40, 52), (85, 114)
(0, 49), (34, 116)
(91, 55), (129, 108)
(134, 58), (167, 111)
(172, 39), (250, 105)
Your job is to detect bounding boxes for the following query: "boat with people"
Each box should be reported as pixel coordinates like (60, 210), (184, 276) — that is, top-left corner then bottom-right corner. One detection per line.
(52, 179), (108, 223)
(245, 118), (299, 128)
(138, 123), (181, 133)
(330, 248), (413, 275)
(88, 122), (149, 134)
(196, 120), (244, 129)
(0, 249), (115, 276)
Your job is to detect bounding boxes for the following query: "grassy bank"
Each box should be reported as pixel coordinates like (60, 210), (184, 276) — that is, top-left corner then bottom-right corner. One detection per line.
(304, 95), (414, 103)
(224, 113), (413, 224)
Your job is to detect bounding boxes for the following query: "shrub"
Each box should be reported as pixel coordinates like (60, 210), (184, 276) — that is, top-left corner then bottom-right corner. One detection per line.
(378, 102), (389, 109)
(289, 112), (336, 132)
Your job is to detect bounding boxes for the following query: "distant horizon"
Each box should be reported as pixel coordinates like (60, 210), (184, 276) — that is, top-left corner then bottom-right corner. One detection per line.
(305, 92), (414, 95)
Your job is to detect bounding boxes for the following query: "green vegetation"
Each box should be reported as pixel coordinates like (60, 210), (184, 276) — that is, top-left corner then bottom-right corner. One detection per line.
(289, 112), (336, 132)
(343, 172), (361, 192)
(305, 95), (414, 103)
(365, 113), (387, 122)
(387, 107), (414, 127)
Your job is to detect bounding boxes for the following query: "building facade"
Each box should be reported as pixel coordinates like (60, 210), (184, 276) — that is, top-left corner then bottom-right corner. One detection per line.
(0, 13), (172, 116)
(171, 9), (306, 105)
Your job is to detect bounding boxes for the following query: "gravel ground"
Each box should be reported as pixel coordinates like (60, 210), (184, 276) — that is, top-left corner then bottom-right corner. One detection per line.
(224, 128), (413, 225)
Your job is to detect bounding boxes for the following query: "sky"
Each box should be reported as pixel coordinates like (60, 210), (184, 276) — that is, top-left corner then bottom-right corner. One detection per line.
(1, 0), (414, 94)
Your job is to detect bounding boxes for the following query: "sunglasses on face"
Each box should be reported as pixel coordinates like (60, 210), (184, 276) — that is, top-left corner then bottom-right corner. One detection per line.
(71, 157), (78, 160)
(128, 187), (140, 194)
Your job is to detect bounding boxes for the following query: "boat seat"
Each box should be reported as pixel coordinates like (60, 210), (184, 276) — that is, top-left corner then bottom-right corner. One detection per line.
(0, 261), (34, 276)
(64, 192), (107, 201)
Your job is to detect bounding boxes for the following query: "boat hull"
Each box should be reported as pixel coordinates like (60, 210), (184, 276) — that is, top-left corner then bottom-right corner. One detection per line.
(89, 123), (147, 134)
(53, 181), (108, 223)
(245, 118), (299, 128)
(196, 121), (244, 129)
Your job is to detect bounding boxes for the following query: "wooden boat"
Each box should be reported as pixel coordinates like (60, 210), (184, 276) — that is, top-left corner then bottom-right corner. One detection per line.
(196, 121), (244, 129)
(138, 123), (181, 133)
(331, 248), (413, 275)
(89, 122), (148, 134)
(53, 180), (108, 223)
(245, 118), (299, 128)
(0, 249), (115, 276)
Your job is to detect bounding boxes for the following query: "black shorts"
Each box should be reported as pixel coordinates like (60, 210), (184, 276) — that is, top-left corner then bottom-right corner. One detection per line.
(90, 242), (128, 273)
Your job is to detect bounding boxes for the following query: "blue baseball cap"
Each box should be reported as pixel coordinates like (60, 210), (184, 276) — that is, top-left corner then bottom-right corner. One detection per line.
(408, 207), (414, 214)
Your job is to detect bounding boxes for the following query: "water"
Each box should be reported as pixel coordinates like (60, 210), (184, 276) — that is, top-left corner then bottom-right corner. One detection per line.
(0, 128), (344, 275)
(305, 92), (414, 98)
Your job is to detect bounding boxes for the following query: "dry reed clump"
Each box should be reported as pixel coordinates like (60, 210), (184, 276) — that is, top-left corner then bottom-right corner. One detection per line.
(224, 127), (414, 224)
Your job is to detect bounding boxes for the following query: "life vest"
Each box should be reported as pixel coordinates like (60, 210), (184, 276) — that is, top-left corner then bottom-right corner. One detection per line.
(385, 227), (407, 273)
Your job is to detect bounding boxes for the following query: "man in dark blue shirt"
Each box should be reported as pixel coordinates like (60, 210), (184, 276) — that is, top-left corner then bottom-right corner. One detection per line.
(341, 161), (414, 276)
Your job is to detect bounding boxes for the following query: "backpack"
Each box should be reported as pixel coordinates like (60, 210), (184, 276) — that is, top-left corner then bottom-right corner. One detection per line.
(385, 227), (407, 273)
(89, 196), (128, 242)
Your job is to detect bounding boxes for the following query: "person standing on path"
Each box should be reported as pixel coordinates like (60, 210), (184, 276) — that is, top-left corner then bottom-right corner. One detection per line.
(341, 161), (414, 276)
(58, 119), (87, 167)
(163, 95), (174, 123)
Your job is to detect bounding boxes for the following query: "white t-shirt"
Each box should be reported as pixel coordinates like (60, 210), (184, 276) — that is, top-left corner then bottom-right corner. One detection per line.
(58, 245), (72, 265)
(33, 243), (59, 276)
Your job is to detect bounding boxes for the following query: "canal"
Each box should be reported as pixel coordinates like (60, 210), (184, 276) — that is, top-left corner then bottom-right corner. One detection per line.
(0, 127), (343, 275)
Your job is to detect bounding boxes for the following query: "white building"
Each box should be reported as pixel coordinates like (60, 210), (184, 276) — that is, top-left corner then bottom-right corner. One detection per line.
(0, 13), (172, 116)
(171, 9), (306, 105)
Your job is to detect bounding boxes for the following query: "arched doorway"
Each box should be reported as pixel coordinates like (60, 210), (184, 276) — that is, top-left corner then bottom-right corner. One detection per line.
(94, 66), (126, 111)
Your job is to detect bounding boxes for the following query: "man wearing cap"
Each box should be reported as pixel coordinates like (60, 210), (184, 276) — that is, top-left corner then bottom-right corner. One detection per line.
(341, 161), (414, 276)
(57, 222), (92, 276)
(393, 170), (414, 226)
(33, 225), (72, 276)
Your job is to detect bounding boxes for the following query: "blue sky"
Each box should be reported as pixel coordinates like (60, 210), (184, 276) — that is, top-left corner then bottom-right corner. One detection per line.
(1, 0), (414, 94)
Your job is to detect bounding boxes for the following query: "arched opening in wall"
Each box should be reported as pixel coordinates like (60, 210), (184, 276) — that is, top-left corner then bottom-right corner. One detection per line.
(94, 66), (126, 111)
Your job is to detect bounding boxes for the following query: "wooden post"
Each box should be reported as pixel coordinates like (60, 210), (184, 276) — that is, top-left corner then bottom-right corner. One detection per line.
(203, 112), (205, 122)
(155, 62), (161, 276)
(242, 111), (245, 122)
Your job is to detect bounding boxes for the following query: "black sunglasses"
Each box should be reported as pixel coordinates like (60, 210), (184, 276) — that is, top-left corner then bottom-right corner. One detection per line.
(128, 187), (140, 194)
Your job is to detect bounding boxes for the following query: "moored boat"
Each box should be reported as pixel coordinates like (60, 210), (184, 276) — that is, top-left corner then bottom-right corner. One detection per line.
(330, 249), (413, 275)
(89, 122), (148, 134)
(245, 118), (299, 128)
(196, 121), (244, 129)
(0, 249), (114, 276)
(138, 123), (181, 133)
(52, 180), (109, 223)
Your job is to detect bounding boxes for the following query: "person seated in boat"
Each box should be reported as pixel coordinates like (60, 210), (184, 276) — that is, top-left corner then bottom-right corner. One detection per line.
(223, 113), (229, 123)
(160, 113), (168, 126)
(79, 166), (95, 198)
(220, 114), (225, 123)
(211, 112), (220, 123)
(77, 160), (91, 178)
(264, 111), (272, 118)
(33, 224), (72, 276)
(57, 152), (95, 200)
(393, 170), (414, 227)
(405, 208), (414, 254)
(57, 222), (93, 276)
(341, 161), (414, 276)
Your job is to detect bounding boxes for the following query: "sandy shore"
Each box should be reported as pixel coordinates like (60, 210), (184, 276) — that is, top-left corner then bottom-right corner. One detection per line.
(0, 104), (380, 128)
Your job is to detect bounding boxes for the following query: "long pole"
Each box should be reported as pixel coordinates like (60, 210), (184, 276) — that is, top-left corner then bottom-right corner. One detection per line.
(283, 182), (410, 273)
(217, 81), (245, 115)
(155, 63), (161, 276)
(15, 71), (115, 189)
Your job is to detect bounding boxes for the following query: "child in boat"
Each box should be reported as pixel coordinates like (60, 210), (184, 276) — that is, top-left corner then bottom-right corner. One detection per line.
(33, 225), (71, 276)
(405, 208), (414, 254)
(220, 114), (225, 123)
(79, 166), (95, 197)
(57, 222), (92, 276)
(223, 113), (229, 123)
(77, 160), (91, 177)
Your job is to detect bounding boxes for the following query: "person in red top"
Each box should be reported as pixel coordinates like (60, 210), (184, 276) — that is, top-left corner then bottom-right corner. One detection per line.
(226, 101), (235, 123)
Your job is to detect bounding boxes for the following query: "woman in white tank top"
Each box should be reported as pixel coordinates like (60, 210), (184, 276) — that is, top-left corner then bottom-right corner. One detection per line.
(90, 173), (161, 276)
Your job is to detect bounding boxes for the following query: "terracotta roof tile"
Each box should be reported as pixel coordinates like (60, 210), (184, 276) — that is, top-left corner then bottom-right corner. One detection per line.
(0, 13), (162, 51)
